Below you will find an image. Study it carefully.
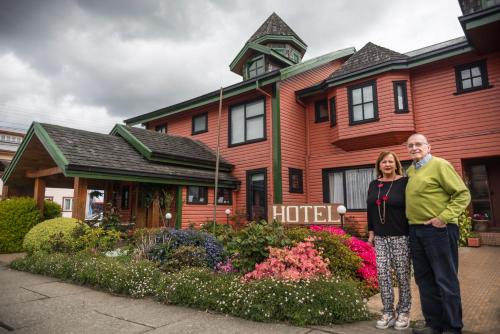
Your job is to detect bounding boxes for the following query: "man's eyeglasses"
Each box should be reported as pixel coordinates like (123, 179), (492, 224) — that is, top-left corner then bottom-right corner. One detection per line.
(407, 142), (428, 149)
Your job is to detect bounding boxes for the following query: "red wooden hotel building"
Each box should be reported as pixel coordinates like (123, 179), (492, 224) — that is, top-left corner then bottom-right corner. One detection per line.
(3, 1), (500, 239)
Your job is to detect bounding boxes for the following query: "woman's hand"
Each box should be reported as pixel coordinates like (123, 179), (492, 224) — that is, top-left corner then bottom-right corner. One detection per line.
(368, 231), (375, 246)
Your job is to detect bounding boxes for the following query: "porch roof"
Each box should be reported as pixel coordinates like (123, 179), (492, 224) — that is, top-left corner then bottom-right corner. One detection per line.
(2, 122), (239, 188)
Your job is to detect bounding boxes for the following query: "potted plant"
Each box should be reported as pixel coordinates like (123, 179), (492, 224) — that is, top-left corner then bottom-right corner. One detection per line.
(467, 232), (481, 247)
(472, 213), (489, 232)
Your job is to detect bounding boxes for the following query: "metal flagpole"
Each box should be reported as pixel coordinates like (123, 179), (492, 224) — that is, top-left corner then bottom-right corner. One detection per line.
(213, 87), (223, 233)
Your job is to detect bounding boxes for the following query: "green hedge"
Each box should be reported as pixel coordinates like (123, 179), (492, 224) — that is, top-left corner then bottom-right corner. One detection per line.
(43, 200), (62, 220)
(11, 252), (369, 326)
(22, 217), (84, 254)
(0, 197), (42, 253)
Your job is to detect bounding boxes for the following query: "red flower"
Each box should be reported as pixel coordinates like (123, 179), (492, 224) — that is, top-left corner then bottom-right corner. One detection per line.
(376, 199), (382, 206)
(377, 183), (384, 188)
(382, 195), (389, 201)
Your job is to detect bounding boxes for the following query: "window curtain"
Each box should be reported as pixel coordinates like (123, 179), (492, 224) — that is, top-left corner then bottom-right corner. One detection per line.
(345, 168), (375, 209)
(328, 172), (344, 204)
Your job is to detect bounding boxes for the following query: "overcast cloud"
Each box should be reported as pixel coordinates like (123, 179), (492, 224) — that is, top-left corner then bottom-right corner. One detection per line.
(0, 0), (464, 133)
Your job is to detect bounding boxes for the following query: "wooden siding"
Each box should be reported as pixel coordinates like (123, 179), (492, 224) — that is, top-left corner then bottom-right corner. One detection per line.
(147, 90), (273, 226)
(280, 60), (345, 205)
(180, 186), (234, 229)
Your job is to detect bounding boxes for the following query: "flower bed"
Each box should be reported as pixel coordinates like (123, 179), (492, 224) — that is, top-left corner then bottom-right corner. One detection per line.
(11, 251), (369, 326)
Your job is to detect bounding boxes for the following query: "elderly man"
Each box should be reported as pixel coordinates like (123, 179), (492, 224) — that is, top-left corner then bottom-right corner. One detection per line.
(405, 134), (470, 334)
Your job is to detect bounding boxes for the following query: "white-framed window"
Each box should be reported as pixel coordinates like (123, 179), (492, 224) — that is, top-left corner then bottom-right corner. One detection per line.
(62, 197), (73, 212)
(229, 98), (266, 146)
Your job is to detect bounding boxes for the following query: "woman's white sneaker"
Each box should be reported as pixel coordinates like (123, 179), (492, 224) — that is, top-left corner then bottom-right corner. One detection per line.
(394, 313), (410, 330)
(376, 313), (396, 329)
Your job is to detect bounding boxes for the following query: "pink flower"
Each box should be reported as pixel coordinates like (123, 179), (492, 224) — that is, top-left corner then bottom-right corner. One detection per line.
(376, 199), (382, 206)
(377, 183), (384, 188)
(382, 195), (389, 201)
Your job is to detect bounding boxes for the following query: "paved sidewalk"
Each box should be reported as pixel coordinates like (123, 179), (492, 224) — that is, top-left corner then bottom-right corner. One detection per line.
(1, 247), (498, 334)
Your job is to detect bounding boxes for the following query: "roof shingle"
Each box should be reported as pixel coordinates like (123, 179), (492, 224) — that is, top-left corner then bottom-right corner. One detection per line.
(248, 12), (306, 46)
(329, 42), (408, 80)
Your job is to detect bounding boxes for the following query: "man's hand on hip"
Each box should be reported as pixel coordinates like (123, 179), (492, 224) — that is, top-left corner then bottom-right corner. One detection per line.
(424, 217), (446, 228)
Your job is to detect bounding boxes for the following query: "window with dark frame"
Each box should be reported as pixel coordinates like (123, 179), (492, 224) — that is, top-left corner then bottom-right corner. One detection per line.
(247, 56), (265, 79)
(187, 186), (208, 204)
(348, 81), (378, 125)
(289, 168), (303, 193)
(229, 98), (266, 146)
(155, 124), (167, 134)
(121, 186), (130, 210)
(44, 197), (54, 201)
(192, 113), (208, 135)
(322, 166), (376, 210)
(393, 81), (409, 113)
(314, 99), (329, 123)
(216, 188), (232, 205)
(329, 97), (337, 127)
(455, 60), (490, 94)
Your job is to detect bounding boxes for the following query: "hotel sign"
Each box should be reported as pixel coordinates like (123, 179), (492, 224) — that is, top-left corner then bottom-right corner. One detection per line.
(271, 204), (341, 225)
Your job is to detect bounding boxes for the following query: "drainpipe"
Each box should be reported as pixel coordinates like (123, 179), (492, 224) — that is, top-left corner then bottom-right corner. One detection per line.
(257, 80), (273, 207)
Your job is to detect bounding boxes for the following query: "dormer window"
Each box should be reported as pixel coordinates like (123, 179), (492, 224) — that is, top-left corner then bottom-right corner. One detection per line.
(247, 56), (265, 79)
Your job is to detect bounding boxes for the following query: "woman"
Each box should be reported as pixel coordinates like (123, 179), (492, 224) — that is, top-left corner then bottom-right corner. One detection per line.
(367, 151), (411, 330)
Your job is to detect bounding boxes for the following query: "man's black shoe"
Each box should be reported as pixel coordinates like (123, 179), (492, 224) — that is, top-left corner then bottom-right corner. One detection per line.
(412, 327), (442, 334)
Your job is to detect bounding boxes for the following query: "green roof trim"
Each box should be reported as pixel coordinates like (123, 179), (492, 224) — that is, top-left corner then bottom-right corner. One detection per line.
(465, 11), (500, 29)
(252, 34), (307, 51)
(272, 82), (282, 204)
(125, 47), (355, 126)
(64, 169), (238, 188)
(175, 186), (182, 228)
(229, 42), (295, 74)
(110, 124), (153, 159)
(1, 122), (70, 184)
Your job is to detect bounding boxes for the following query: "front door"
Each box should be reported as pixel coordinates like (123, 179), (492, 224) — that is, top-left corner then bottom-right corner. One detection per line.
(246, 168), (267, 222)
(465, 157), (500, 229)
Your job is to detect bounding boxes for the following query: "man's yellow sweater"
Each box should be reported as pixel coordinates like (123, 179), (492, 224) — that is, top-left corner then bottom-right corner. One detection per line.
(406, 156), (471, 225)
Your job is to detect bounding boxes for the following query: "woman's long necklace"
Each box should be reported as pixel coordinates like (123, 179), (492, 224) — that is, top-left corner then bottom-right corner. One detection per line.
(376, 176), (395, 224)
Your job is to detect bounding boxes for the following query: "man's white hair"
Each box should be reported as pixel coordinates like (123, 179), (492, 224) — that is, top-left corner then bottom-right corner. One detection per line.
(407, 133), (429, 144)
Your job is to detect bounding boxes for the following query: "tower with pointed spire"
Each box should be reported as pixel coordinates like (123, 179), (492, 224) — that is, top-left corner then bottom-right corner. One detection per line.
(229, 12), (307, 80)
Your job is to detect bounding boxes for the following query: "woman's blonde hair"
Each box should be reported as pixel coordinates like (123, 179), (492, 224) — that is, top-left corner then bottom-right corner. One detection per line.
(375, 151), (403, 178)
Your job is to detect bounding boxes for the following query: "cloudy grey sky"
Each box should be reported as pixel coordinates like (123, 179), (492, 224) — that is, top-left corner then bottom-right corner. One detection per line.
(0, 0), (464, 134)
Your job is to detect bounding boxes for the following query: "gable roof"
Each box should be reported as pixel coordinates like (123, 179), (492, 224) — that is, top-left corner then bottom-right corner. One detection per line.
(248, 12), (306, 46)
(1, 122), (238, 188)
(329, 42), (408, 80)
(112, 125), (232, 171)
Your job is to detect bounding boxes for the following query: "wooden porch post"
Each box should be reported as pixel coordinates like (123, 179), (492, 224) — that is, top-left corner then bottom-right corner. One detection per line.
(33, 178), (46, 215)
(151, 193), (160, 228)
(73, 177), (88, 221)
(2, 185), (8, 199)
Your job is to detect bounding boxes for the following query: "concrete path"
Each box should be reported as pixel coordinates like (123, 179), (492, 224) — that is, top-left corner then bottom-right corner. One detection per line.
(0, 247), (499, 334)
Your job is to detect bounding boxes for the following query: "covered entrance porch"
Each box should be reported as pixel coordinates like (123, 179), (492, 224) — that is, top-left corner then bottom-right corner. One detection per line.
(1, 122), (238, 228)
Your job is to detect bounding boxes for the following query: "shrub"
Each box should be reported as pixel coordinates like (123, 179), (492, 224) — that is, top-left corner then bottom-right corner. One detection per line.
(200, 221), (234, 246)
(22, 217), (84, 254)
(227, 220), (292, 273)
(0, 197), (41, 252)
(286, 228), (361, 280)
(161, 245), (208, 272)
(310, 226), (377, 289)
(159, 267), (369, 326)
(75, 227), (121, 252)
(11, 252), (163, 298)
(43, 200), (62, 220)
(243, 238), (331, 282)
(458, 210), (472, 247)
(148, 228), (223, 269)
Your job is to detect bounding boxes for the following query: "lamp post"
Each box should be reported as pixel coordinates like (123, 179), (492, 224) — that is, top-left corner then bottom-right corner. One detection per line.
(337, 205), (346, 230)
(224, 208), (231, 226)
(165, 212), (172, 228)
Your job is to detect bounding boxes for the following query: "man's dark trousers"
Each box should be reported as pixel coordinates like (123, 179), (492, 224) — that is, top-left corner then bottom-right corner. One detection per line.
(410, 224), (463, 334)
